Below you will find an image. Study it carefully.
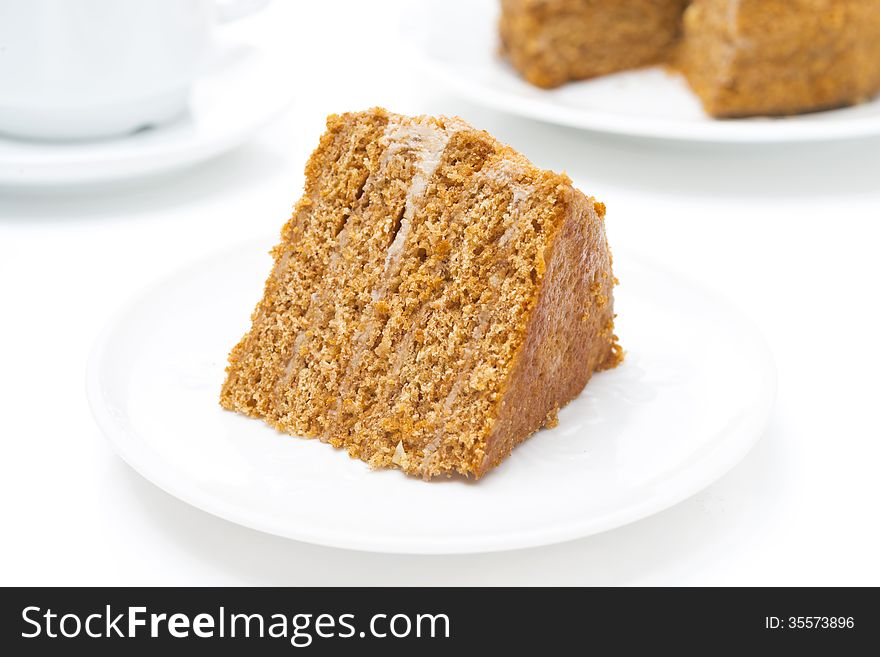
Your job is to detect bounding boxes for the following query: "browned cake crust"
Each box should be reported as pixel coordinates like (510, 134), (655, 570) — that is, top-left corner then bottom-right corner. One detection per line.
(479, 191), (620, 475)
(677, 0), (880, 117)
(220, 108), (621, 480)
(499, 0), (689, 88)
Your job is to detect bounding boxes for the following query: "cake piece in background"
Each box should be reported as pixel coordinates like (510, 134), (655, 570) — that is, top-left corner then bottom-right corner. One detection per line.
(499, 0), (689, 89)
(677, 0), (880, 117)
(220, 108), (621, 480)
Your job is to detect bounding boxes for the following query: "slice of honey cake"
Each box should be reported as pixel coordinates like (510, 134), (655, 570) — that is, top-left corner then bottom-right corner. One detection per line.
(220, 108), (621, 479)
(499, 0), (689, 89)
(677, 0), (880, 118)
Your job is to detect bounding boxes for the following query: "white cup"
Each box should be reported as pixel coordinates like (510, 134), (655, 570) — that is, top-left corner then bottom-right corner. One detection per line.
(0, 0), (267, 141)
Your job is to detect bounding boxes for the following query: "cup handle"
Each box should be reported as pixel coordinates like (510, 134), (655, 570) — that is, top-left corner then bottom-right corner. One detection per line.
(214, 0), (270, 23)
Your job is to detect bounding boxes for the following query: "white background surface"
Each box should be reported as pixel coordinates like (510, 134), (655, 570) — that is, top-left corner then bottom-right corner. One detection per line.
(1, 0), (878, 586)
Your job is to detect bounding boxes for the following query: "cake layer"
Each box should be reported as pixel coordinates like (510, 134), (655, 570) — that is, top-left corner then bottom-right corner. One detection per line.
(499, 0), (689, 89)
(271, 114), (468, 437)
(328, 127), (499, 466)
(221, 111), (388, 418)
(341, 146), (549, 476)
(221, 109), (620, 479)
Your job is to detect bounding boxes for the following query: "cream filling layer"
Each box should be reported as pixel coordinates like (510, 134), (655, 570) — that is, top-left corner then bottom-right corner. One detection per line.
(380, 117), (455, 274)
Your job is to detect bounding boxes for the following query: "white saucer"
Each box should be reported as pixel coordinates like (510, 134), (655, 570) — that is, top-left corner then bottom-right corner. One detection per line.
(87, 241), (775, 554)
(403, 0), (880, 143)
(0, 42), (293, 187)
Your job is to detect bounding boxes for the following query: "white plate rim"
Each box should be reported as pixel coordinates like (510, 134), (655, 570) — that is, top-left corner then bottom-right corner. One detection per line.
(86, 242), (777, 555)
(401, 0), (880, 144)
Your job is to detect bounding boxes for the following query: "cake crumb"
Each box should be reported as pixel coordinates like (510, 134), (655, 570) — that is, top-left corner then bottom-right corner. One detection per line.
(543, 405), (560, 429)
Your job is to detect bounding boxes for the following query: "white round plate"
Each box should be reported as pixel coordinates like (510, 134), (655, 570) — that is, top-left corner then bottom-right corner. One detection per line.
(87, 241), (775, 554)
(0, 42), (292, 187)
(402, 0), (880, 143)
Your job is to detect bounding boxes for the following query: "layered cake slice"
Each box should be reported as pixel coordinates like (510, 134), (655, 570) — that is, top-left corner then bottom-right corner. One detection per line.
(499, 0), (689, 89)
(221, 108), (621, 479)
(677, 0), (880, 117)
